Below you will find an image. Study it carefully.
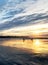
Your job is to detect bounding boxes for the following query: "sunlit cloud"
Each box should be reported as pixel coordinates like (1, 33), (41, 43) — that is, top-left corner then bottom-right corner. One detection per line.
(0, 0), (48, 36)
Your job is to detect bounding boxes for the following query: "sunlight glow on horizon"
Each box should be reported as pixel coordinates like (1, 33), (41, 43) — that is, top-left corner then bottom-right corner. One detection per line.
(0, 23), (48, 37)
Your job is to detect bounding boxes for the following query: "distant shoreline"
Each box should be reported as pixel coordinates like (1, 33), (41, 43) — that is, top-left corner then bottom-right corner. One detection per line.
(0, 36), (48, 39)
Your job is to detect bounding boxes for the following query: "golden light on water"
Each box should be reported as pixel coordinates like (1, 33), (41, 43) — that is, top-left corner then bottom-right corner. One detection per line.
(32, 39), (48, 54)
(0, 38), (48, 54)
(32, 39), (43, 53)
(33, 39), (41, 46)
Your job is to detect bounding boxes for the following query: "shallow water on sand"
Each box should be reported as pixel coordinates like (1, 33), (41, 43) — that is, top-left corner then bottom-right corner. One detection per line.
(0, 38), (48, 65)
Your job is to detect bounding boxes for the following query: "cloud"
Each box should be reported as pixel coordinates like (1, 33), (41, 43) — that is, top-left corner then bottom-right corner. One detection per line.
(0, 0), (48, 24)
(0, 12), (48, 31)
(0, 0), (48, 35)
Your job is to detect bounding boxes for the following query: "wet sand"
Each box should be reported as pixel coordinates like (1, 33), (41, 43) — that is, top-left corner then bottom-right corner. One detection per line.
(0, 38), (48, 65)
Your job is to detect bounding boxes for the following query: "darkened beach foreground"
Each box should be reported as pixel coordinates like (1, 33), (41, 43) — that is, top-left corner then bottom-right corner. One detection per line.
(0, 38), (48, 65)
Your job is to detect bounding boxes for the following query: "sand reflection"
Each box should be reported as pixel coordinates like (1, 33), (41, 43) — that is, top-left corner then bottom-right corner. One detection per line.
(32, 39), (48, 54)
(0, 38), (48, 54)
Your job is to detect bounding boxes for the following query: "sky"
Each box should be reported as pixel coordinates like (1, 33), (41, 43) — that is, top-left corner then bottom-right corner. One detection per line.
(0, 0), (48, 37)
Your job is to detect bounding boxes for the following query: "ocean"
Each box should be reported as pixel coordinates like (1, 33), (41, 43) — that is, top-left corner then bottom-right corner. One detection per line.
(0, 38), (48, 65)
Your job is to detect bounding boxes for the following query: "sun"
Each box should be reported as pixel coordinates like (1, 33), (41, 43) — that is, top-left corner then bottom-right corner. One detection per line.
(33, 30), (41, 34)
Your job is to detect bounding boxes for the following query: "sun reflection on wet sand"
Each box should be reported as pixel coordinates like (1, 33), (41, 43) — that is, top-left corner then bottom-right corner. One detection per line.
(32, 39), (48, 54)
(0, 38), (48, 54)
(32, 39), (43, 53)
